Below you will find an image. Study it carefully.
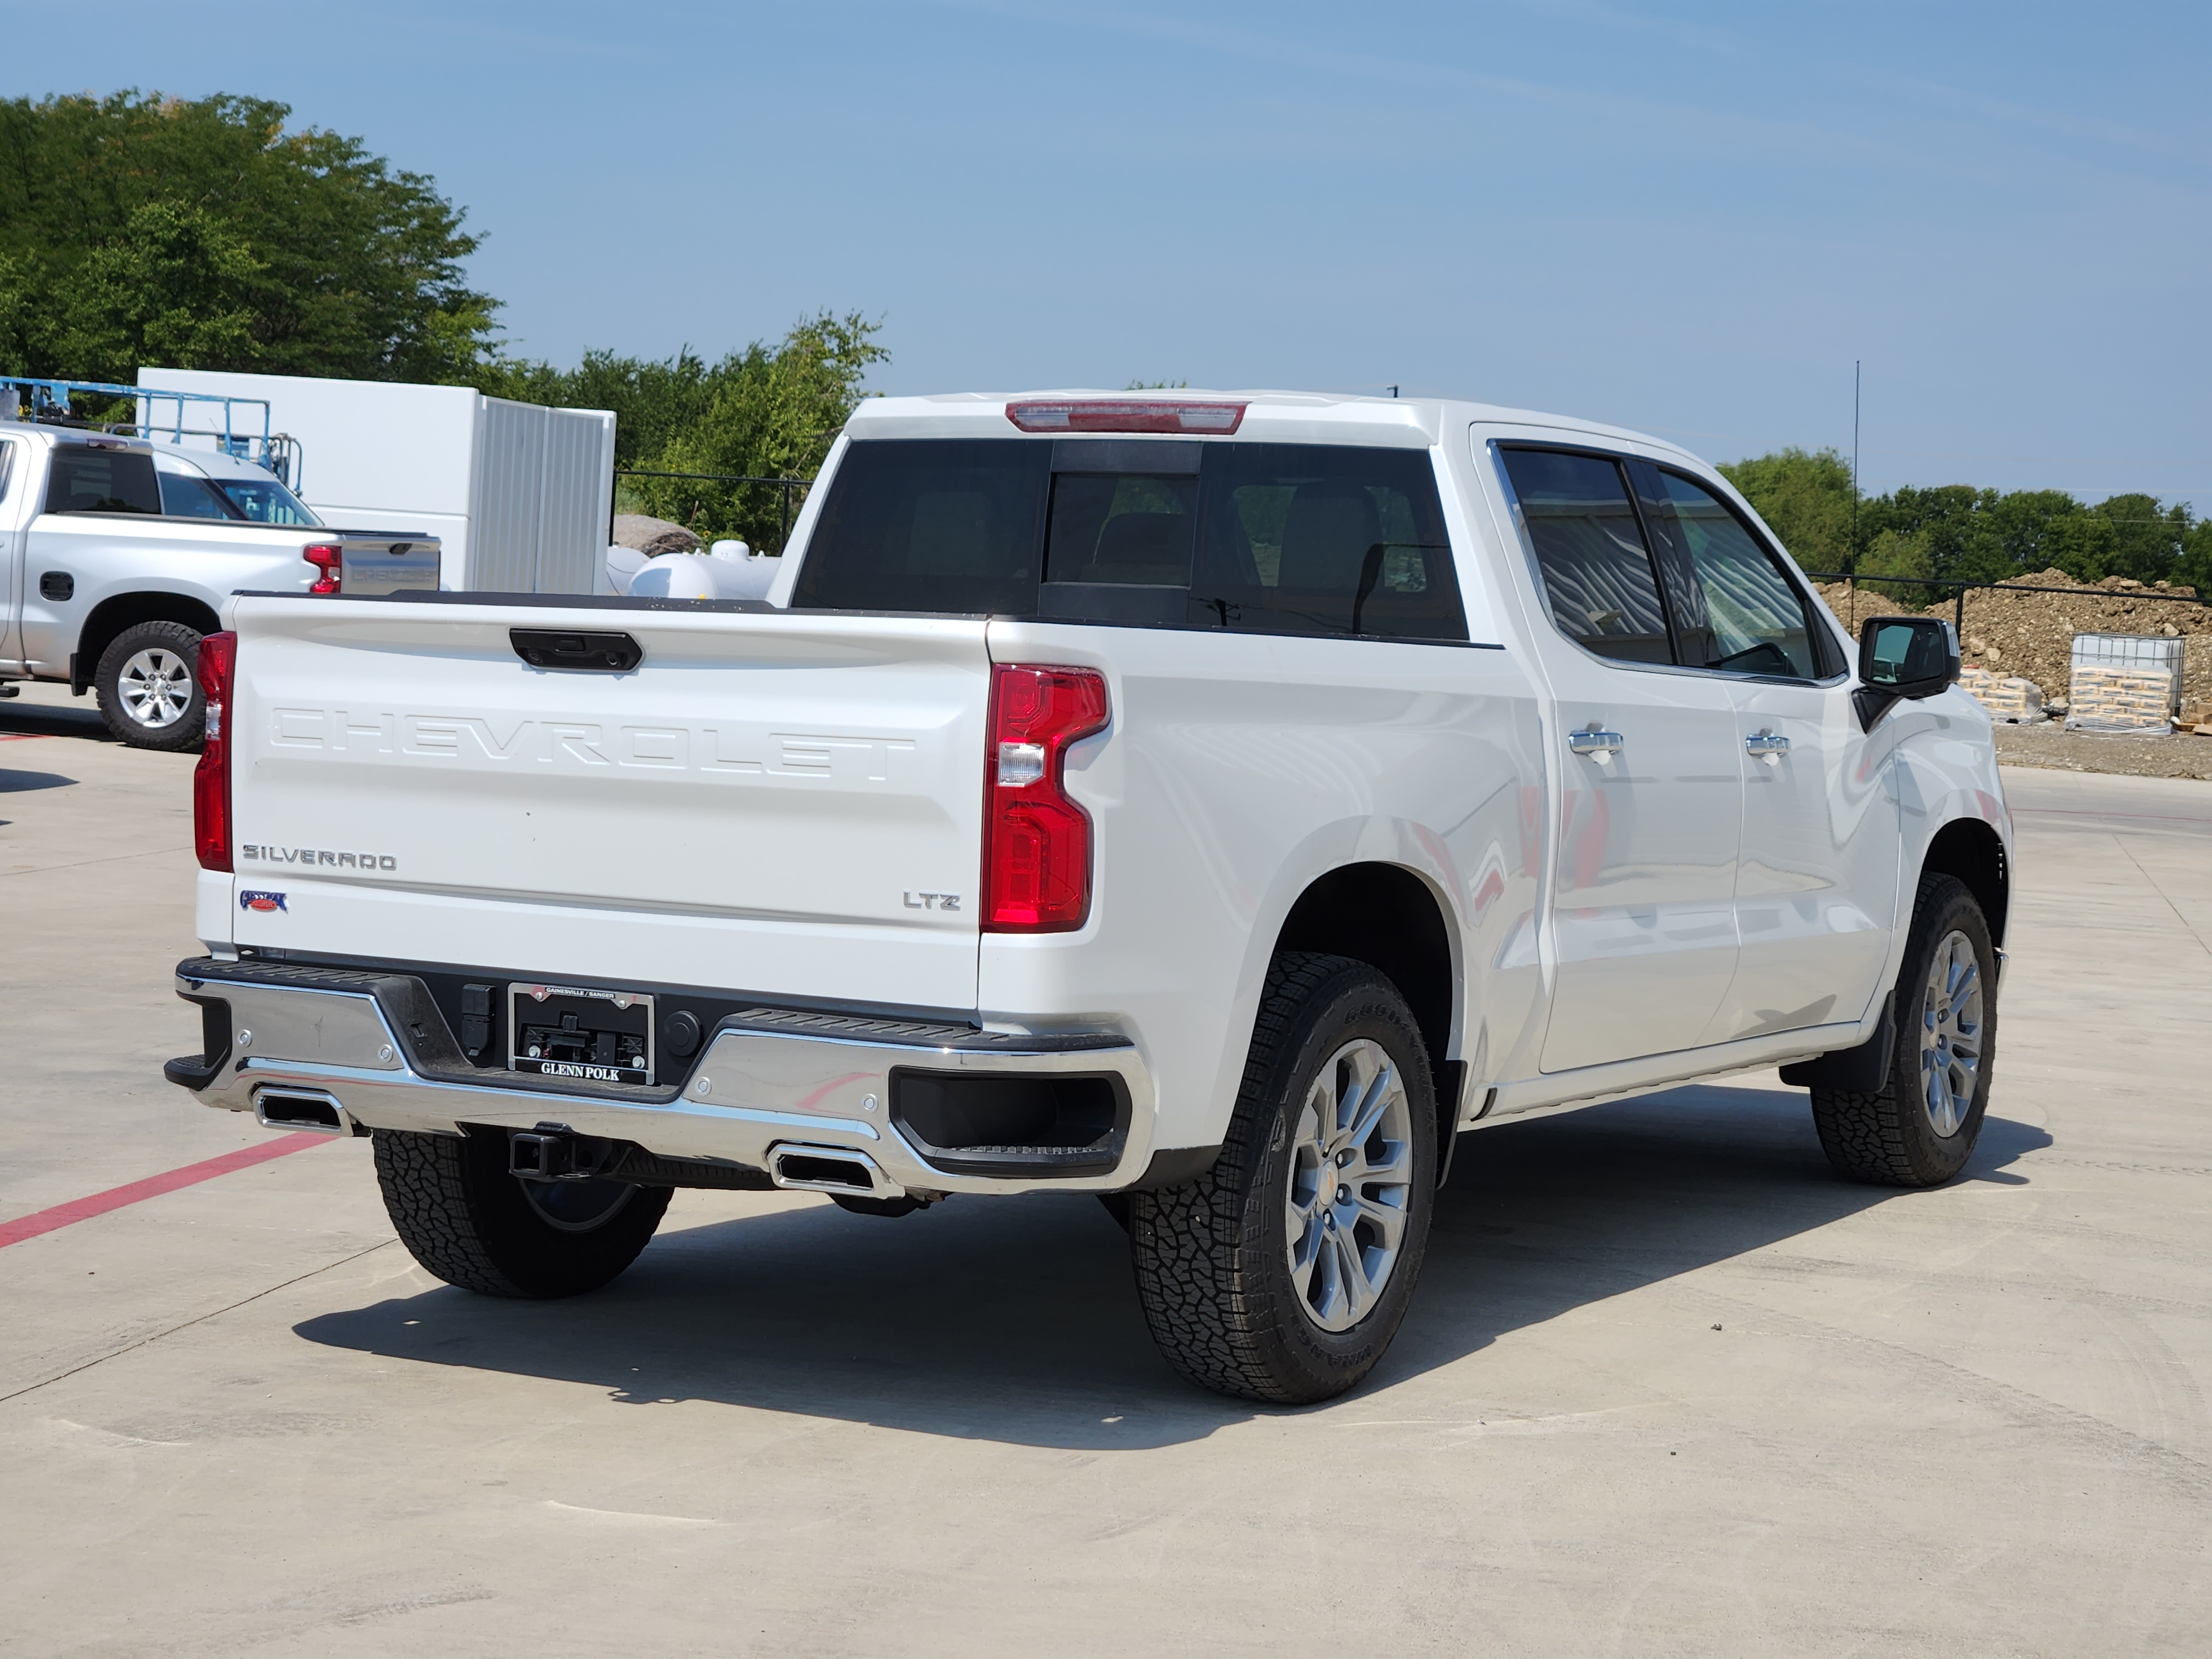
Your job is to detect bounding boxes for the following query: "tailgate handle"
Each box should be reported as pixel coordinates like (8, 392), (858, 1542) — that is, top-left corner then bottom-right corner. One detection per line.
(510, 628), (643, 673)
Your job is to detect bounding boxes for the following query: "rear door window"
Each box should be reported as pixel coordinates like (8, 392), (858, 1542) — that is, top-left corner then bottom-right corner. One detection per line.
(45, 446), (162, 515)
(1496, 448), (1672, 664)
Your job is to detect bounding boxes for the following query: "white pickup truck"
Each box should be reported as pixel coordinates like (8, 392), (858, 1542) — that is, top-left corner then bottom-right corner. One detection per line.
(162, 392), (2008, 1403)
(0, 424), (439, 748)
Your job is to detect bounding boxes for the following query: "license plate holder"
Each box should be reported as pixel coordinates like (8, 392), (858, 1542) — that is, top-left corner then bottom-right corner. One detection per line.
(509, 983), (655, 1087)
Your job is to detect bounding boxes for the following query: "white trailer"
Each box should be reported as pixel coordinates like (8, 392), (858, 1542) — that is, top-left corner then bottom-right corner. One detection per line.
(136, 367), (615, 594)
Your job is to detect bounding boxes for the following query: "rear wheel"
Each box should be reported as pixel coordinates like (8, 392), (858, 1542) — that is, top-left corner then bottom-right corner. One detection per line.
(1808, 873), (1997, 1187)
(95, 620), (206, 750)
(373, 1126), (671, 1297)
(1130, 953), (1437, 1404)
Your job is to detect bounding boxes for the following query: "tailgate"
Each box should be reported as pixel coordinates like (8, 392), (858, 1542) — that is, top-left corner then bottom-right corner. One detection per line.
(223, 597), (990, 1011)
(331, 531), (442, 595)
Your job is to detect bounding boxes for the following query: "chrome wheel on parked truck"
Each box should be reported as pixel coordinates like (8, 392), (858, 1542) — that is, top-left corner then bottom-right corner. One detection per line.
(94, 620), (207, 750)
(1131, 953), (1438, 1404)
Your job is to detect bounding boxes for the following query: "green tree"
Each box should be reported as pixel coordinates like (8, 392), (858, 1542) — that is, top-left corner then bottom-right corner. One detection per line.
(2175, 520), (2212, 596)
(2090, 494), (2190, 583)
(0, 90), (497, 383)
(1717, 446), (1855, 572)
(486, 312), (888, 549)
(1856, 526), (1935, 606)
(1977, 489), (2098, 580)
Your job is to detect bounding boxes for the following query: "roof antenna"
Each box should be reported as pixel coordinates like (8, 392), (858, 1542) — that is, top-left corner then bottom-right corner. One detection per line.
(1385, 384), (1400, 399)
(1850, 360), (1861, 570)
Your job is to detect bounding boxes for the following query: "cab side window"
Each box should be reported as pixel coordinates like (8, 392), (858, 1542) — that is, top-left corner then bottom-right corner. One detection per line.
(45, 447), (162, 515)
(1645, 471), (1820, 679)
(1497, 447), (1671, 664)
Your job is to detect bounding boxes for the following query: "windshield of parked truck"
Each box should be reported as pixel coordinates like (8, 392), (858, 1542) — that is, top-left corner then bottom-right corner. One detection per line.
(794, 436), (1465, 641)
(215, 475), (321, 526)
(159, 473), (244, 520)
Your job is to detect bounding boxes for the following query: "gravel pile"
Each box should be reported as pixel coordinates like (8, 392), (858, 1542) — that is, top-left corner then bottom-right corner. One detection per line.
(1815, 568), (2211, 708)
(1813, 570), (2212, 781)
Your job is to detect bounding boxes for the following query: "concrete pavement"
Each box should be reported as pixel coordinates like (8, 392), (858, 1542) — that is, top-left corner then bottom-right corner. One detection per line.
(3, 683), (2207, 1656)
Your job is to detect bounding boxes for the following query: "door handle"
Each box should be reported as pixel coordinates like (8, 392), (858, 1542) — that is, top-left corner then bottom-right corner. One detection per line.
(1568, 726), (1624, 757)
(1745, 729), (1791, 760)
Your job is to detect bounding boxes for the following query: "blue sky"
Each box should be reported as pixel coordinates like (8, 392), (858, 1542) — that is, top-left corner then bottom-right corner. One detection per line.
(11, 2), (2210, 507)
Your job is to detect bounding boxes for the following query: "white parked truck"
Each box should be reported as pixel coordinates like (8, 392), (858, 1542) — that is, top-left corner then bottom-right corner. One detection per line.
(162, 392), (2009, 1402)
(0, 424), (438, 748)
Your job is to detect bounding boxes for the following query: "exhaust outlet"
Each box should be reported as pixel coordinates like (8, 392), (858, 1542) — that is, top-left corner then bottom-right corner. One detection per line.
(768, 1143), (904, 1200)
(254, 1088), (354, 1136)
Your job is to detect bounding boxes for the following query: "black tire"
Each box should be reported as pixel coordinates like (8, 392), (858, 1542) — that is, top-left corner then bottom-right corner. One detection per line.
(1809, 873), (1998, 1188)
(372, 1126), (672, 1298)
(95, 620), (206, 750)
(1130, 953), (1438, 1404)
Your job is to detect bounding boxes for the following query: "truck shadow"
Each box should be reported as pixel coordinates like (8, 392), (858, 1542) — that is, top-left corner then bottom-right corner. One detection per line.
(293, 1083), (2050, 1449)
(0, 768), (78, 793)
(0, 704), (111, 741)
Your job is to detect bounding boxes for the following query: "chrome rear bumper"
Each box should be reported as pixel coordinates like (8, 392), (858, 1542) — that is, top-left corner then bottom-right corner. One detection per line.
(170, 961), (1157, 1197)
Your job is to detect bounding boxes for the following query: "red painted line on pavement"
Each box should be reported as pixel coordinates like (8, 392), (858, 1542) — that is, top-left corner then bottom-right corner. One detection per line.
(0, 732), (57, 742)
(0, 1134), (330, 1249)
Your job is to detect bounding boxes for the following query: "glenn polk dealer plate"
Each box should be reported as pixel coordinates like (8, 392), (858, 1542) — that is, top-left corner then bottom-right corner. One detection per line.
(509, 983), (655, 1086)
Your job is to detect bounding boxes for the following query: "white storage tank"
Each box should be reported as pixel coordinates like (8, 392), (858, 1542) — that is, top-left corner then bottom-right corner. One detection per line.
(135, 366), (615, 594)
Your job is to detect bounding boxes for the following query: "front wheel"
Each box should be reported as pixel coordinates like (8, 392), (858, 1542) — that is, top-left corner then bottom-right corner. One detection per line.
(1131, 953), (1437, 1404)
(1808, 873), (1998, 1187)
(373, 1127), (671, 1297)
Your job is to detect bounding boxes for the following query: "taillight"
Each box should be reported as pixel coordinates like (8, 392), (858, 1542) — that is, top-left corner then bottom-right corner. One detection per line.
(302, 543), (342, 594)
(192, 631), (236, 872)
(983, 664), (1109, 932)
(1005, 399), (1245, 435)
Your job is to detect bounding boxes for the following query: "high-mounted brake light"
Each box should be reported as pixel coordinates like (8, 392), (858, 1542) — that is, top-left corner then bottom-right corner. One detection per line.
(192, 631), (237, 872)
(983, 664), (1110, 932)
(1005, 399), (1246, 436)
(302, 542), (342, 594)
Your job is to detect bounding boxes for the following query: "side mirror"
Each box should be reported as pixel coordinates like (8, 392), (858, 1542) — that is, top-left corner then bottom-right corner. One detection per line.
(1854, 615), (1960, 730)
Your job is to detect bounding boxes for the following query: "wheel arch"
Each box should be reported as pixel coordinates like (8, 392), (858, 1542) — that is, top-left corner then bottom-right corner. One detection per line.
(74, 591), (222, 691)
(1272, 860), (1462, 1124)
(1921, 816), (2010, 947)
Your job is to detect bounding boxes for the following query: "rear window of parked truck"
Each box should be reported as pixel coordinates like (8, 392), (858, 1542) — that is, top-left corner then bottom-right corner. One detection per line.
(792, 438), (1467, 642)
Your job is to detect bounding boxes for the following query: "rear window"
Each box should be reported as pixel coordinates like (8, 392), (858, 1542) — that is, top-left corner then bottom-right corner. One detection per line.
(795, 436), (1466, 641)
(790, 439), (1049, 614)
(46, 446), (162, 515)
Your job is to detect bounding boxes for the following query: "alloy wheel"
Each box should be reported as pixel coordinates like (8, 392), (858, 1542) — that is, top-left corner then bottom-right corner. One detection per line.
(1284, 1037), (1416, 1333)
(117, 647), (194, 729)
(1918, 928), (1984, 1138)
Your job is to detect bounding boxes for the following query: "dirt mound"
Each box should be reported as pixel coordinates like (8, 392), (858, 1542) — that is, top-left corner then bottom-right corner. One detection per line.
(1813, 569), (2210, 707)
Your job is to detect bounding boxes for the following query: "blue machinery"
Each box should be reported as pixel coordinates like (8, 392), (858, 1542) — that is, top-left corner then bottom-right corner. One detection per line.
(0, 376), (302, 489)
